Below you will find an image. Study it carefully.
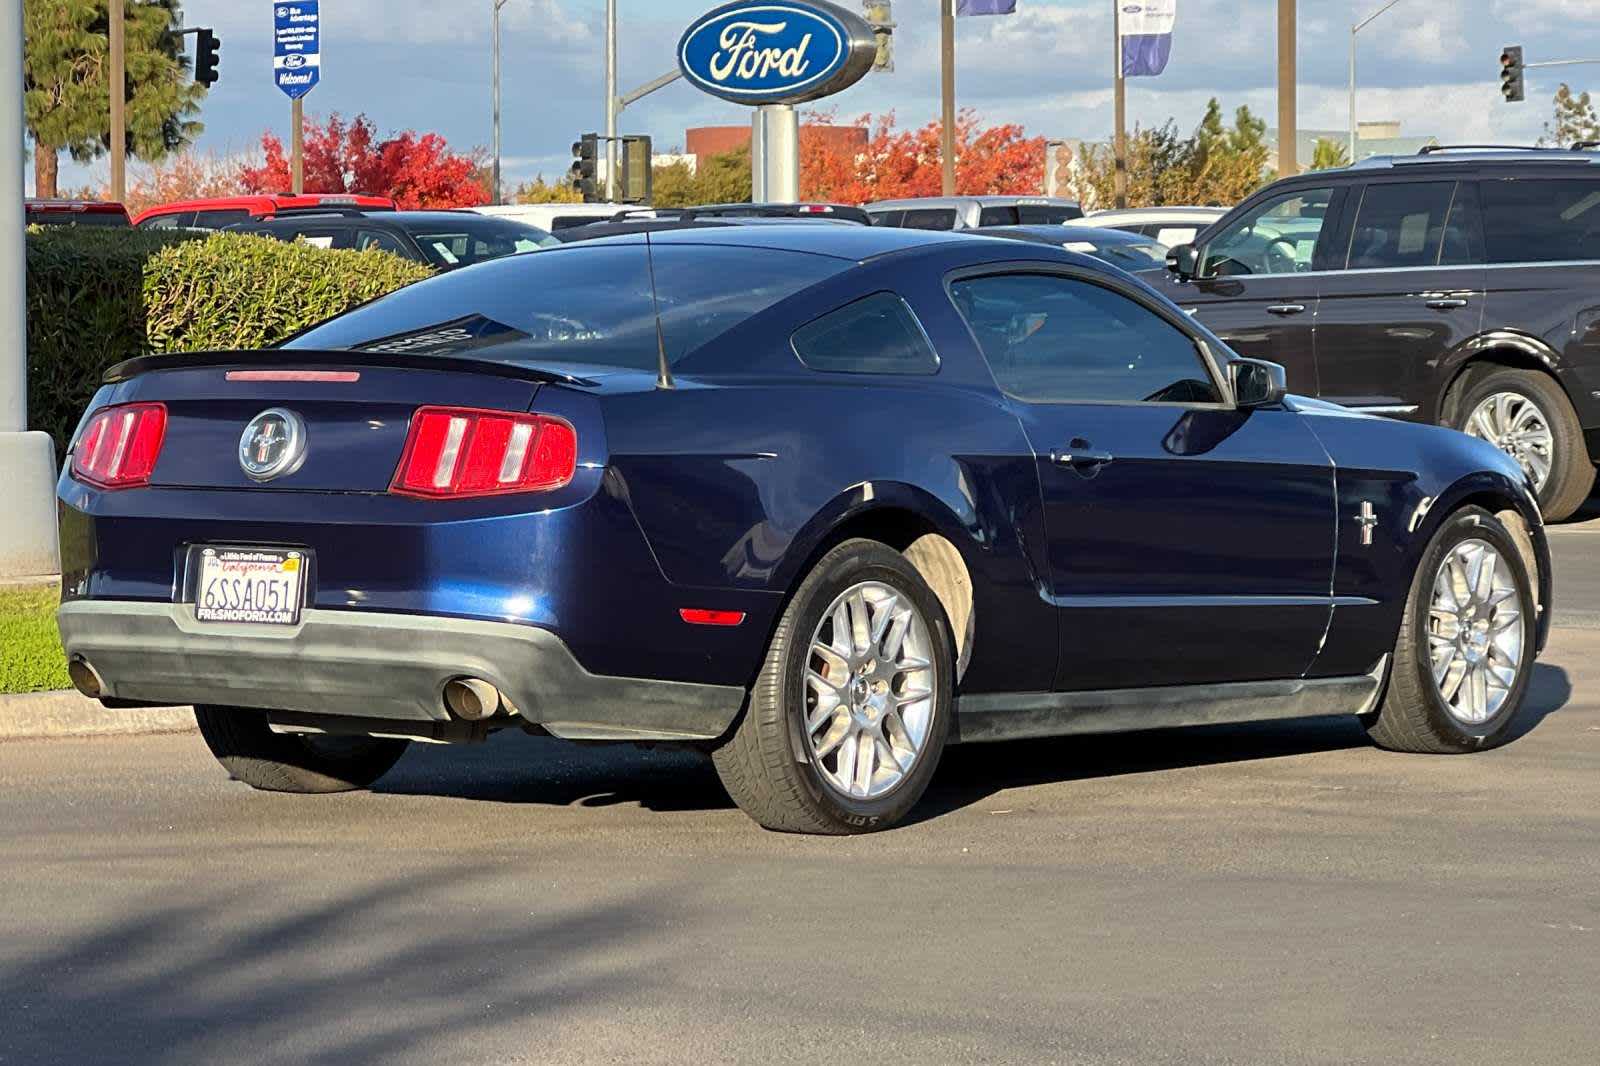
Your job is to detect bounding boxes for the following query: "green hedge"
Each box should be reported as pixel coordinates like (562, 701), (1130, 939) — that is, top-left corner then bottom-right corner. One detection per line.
(25, 227), (432, 455)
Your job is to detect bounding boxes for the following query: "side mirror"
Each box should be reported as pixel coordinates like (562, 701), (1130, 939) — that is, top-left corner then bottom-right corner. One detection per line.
(1166, 243), (1199, 280)
(1229, 358), (1288, 409)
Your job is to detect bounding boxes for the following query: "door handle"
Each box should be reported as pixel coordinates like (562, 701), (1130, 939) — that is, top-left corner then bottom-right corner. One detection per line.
(1422, 296), (1469, 309)
(1266, 303), (1306, 316)
(1051, 448), (1114, 468)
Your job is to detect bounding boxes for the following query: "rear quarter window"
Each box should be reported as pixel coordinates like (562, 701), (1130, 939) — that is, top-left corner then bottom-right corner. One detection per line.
(792, 293), (939, 375)
(1481, 178), (1600, 263)
(902, 208), (958, 231)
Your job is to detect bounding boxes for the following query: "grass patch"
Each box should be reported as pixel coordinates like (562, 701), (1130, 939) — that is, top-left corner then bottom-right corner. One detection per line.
(0, 584), (71, 694)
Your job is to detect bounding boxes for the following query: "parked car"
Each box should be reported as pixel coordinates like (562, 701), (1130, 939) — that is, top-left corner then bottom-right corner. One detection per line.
(25, 198), (130, 227)
(1077, 206), (1228, 249)
(676, 202), (871, 224)
(471, 202), (652, 232)
(56, 225), (1549, 833)
(133, 193), (397, 231)
(865, 196), (1083, 230)
(970, 224), (1169, 270)
(1146, 145), (1600, 521)
(556, 215), (861, 243)
(226, 209), (558, 269)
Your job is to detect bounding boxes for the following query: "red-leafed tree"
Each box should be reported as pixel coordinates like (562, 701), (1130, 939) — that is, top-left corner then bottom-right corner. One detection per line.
(801, 109), (1045, 204)
(238, 112), (487, 208)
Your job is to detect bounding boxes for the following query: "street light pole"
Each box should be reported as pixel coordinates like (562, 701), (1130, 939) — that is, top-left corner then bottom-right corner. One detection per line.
(1350, 0), (1403, 160)
(492, 0), (507, 204)
(605, 0), (618, 202)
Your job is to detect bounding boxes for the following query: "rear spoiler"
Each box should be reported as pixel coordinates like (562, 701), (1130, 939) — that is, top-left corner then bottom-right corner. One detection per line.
(102, 349), (599, 388)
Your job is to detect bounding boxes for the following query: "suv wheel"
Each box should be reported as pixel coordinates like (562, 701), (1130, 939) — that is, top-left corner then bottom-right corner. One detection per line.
(1364, 506), (1535, 754)
(1455, 368), (1593, 521)
(711, 539), (955, 834)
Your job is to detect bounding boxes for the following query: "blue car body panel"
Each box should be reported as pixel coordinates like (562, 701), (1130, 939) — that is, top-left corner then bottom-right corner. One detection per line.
(56, 226), (1549, 727)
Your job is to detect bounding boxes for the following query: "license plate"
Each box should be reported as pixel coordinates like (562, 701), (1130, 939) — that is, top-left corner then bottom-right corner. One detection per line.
(194, 548), (305, 625)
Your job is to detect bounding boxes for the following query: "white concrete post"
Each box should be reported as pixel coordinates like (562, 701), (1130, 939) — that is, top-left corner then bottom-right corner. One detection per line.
(1, 0), (63, 578)
(751, 104), (799, 204)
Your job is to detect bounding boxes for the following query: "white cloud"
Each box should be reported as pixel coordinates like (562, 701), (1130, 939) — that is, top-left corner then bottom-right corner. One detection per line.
(1374, 4), (1469, 63)
(1491, 0), (1600, 20)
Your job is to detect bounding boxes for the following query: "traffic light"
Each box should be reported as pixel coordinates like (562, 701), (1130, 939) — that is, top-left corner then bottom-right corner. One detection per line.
(619, 135), (653, 204)
(569, 134), (599, 202)
(1500, 45), (1524, 103)
(194, 28), (221, 88)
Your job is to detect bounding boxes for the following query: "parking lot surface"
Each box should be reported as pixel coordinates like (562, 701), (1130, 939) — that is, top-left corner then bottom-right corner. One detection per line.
(3, 619), (1598, 1066)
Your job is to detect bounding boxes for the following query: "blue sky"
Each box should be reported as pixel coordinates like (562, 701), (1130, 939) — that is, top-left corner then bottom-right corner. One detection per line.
(48, 0), (1600, 192)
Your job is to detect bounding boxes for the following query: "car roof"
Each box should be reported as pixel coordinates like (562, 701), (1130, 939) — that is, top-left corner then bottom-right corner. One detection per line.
(555, 221), (972, 261)
(974, 224), (1156, 244)
(1084, 206), (1227, 220)
(864, 195), (1081, 210)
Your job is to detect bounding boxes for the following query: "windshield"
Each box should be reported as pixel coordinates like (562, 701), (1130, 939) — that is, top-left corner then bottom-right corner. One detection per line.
(285, 241), (849, 370)
(402, 217), (559, 267)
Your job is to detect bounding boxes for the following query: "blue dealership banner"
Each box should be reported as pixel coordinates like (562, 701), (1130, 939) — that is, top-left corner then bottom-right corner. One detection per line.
(273, 1), (321, 99)
(956, 0), (1017, 14)
(1119, 0), (1176, 78)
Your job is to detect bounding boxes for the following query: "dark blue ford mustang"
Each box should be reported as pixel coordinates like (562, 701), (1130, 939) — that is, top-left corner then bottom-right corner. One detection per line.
(56, 226), (1552, 833)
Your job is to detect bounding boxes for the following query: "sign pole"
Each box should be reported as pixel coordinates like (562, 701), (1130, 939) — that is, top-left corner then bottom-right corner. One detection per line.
(0, 0), (62, 577)
(291, 98), (304, 194)
(1112, 0), (1127, 209)
(940, 0), (956, 196)
(752, 104), (799, 203)
(1277, 0), (1297, 176)
(109, 0), (126, 202)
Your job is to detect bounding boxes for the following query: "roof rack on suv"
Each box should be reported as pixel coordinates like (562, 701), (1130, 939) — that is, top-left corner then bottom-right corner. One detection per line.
(1572, 140), (1600, 151)
(1416, 144), (1555, 154)
(257, 207), (373, 220)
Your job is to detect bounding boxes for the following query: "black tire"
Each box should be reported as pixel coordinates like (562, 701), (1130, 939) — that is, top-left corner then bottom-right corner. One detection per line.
(193, 705), (410, 793)
(711, 539), (956, 834)
(1453, 368), (1593, 522)
(1364, 506), (1537, 754)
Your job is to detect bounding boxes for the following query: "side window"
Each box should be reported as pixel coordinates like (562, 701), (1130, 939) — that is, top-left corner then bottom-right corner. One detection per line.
(1438, 182), (1486, 267)
(950, 273), (1221, 405)
(292, 229), (343, 250)
(1481, 178), (1600, 263)
(902, 208), (957, 231)
(191, 209), (250, 229)
(138, 211), (193, 230)
(357, 230), (410, 256)
(1153, 226), (1198, 247)
(1345, 182), (1457, 269)
(792, 293), (938, 375)
(869, 210), (906, 228)
(1202, 187), (1333, 277)
(978, 205), (1019, 226)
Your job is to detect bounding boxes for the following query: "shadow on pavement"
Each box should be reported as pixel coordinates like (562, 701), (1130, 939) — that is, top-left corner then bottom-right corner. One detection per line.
(0, 866), (683, 1066)
(371, 659), (1572, 826)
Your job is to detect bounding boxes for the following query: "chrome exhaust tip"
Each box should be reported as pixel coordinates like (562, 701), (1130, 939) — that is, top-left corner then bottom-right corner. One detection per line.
(443, 677), (501, 721)
(67, 658), (104, 699)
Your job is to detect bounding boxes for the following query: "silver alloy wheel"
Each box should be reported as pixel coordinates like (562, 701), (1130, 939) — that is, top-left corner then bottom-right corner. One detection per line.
(1463, 392), (1554, 492)
(1427, 538), (1524, 726)
(803, 580), (936, 800)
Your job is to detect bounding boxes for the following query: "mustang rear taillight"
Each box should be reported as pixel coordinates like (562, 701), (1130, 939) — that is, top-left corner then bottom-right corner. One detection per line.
(390, 406), (577, 499)
(70, 402), (167, 489)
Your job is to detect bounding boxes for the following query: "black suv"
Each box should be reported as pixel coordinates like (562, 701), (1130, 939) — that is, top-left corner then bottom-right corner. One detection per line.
(1149, 146), (1600, 520)
(226, 209), (558, 271)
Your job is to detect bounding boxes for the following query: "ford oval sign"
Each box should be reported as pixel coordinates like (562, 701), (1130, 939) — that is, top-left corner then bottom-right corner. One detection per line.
(678, 0), (878, 106)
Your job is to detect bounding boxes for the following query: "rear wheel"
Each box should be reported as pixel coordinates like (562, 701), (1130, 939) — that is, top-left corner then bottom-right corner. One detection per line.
(1455, 368), (1593, 522)
(712, 539), (955, 834)
(194, 705), (410, 793)
(1364, 506), (1535, 754)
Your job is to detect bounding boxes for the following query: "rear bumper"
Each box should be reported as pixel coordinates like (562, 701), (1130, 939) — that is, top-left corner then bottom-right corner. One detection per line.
(56, 601), (745, 741)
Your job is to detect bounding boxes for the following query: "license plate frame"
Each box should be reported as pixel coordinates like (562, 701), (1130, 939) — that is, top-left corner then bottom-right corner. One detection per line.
(192, 546), (307, 626)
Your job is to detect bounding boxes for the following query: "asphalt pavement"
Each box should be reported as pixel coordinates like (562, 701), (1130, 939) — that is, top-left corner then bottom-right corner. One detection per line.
(3, 620), (1599, 1064)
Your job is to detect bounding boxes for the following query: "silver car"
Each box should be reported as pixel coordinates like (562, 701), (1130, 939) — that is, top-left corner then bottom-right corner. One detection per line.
(865, 196), (1083, 231)
(1075, 206), (1229, 250)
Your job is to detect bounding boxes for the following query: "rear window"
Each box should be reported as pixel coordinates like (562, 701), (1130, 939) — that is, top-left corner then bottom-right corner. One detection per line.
(404, 218), (559, 267)
(26, 207), (128, 227)
(285, 242), (848, 371)
(1481, 178), (1600, 263)
(1016, 204), (1082, 224)
(191, 209), (251, 229)
(979, 206), (1019, 226)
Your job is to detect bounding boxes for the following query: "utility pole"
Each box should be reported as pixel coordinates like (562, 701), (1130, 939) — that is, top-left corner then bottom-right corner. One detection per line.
(291, 98), (304, 194)
(109, 0), (126, 202)
(605, 0), (618, 202)
(1112, 0), (1127, 208)
(492, 0), (505, 204)
(1277, 0), (1296, 176)
(1, 0), (61, 577)
(1350, 1), (1403, 160)
(940, 0), (955, 196)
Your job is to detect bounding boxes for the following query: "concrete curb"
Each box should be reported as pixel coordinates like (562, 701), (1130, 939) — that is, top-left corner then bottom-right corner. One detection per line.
(0, 689), (194, 740)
